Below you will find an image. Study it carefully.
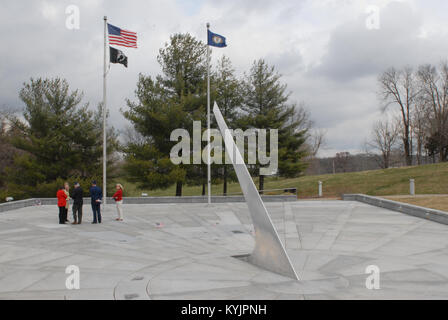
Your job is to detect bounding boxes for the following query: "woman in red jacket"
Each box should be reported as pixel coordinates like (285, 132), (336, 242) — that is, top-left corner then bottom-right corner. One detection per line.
(57, 186), (68, 224)
(113, 183), (124, 221)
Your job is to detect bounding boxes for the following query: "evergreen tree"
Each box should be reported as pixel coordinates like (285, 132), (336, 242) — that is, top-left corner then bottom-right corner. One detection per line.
(122, 75), (189, 192)
(240, 59), (308, 193)
(212, 56), (243, 195)
(0, 110), (21, 193)
(123, 34), (207, 196)
(5, 78), (117, 196)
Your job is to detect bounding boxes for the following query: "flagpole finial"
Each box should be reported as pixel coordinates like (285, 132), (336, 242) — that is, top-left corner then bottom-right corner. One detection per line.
(206, 22), (210, 29)
(104, 16), (107, 21)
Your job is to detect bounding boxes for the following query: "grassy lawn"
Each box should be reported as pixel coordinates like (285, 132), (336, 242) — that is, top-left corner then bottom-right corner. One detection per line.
(381, 195), (448, 212)
(111, 161), (448, 199)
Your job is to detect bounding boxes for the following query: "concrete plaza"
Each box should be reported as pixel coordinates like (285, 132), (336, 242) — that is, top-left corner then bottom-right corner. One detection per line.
(1, 200), (448, 299)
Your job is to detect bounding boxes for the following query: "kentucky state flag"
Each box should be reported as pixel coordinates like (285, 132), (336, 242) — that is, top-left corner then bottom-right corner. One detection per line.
(207, 30), (227, 48)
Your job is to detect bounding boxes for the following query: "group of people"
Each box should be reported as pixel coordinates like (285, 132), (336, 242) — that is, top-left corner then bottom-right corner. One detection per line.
(56, 180), (124, 225)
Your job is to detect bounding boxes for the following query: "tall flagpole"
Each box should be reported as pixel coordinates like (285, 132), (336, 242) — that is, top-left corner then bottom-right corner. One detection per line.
(206, 22), (211, 205)
(103, 16), (108, 206)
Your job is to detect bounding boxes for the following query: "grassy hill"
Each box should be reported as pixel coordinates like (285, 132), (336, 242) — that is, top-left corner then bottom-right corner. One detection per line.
(115, 162), (448, 198)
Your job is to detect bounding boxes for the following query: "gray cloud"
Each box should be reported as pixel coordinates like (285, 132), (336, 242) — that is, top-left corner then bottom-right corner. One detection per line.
(296, 1), (448, 156)
(313, 2), (423, 81)
(0, 0), (447, 157)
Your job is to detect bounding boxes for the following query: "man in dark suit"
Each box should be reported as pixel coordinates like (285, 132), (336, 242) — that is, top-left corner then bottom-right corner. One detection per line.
(89, 181), (102, 224)
(72, 182), (83, 224)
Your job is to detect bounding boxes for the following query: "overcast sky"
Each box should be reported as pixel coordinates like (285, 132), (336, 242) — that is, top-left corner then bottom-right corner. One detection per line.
(1, 0), (447, 156)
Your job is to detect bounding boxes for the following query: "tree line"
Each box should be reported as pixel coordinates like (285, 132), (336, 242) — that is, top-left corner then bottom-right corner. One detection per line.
(0, 78), (119, 201)
(367, 62), (448, 169)
(0, 33), (318, 202)
(121, 33), (314, 196)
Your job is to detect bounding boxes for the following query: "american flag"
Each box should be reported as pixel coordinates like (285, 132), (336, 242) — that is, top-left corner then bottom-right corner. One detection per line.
(107, 23), (137, 48)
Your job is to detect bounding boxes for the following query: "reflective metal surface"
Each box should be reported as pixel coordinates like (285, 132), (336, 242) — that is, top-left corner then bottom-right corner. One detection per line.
(213, 103), (299, 280)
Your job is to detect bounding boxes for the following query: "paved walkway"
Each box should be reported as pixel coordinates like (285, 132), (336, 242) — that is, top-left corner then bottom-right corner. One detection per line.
(1, 201), (448, 299)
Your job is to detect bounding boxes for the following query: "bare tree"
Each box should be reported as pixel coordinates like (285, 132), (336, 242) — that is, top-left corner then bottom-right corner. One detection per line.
(0, 105), (21, 131)
(294, 103), (327, 175)
(334, 152), (351, 173)
(412, 96), (431, 164)
(295, 103), (326, 157)
(307, 128), (326, 157)
(302, 128), (326, 175)
(121, 124), (147, 146)
(378, 66), (419, 165)
(366, 119), (399, 169)
(417, 62), (448, 162)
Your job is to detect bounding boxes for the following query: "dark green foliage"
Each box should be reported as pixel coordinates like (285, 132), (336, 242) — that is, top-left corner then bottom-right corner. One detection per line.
(426, 131), (448, 161)
(123, 33), (208, 196)
(2, 175), (104, 201)
(0, 115), (21, 190)
(239, 59), (309, 191)
(122, 42), (310, 196)
(157, 33), (207, 98)
(211, 56), (243, 194)
(122, 141), (186, 190)
(2, 77), (118, 200)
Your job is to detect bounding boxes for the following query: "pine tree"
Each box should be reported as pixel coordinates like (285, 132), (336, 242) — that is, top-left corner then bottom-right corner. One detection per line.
(5, 77), (117, 197)
(123, 34), (207, 196)
(212, 56), (243, 195)
(240, 59), (308, 193)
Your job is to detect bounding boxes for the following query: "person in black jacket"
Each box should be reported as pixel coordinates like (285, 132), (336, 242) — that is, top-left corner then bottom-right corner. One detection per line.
(72, 182), (83, 225)
(89, 181), (102, 224)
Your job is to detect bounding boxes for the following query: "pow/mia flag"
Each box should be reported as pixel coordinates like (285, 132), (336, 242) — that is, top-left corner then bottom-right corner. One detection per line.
(110, 46), (128, 68)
